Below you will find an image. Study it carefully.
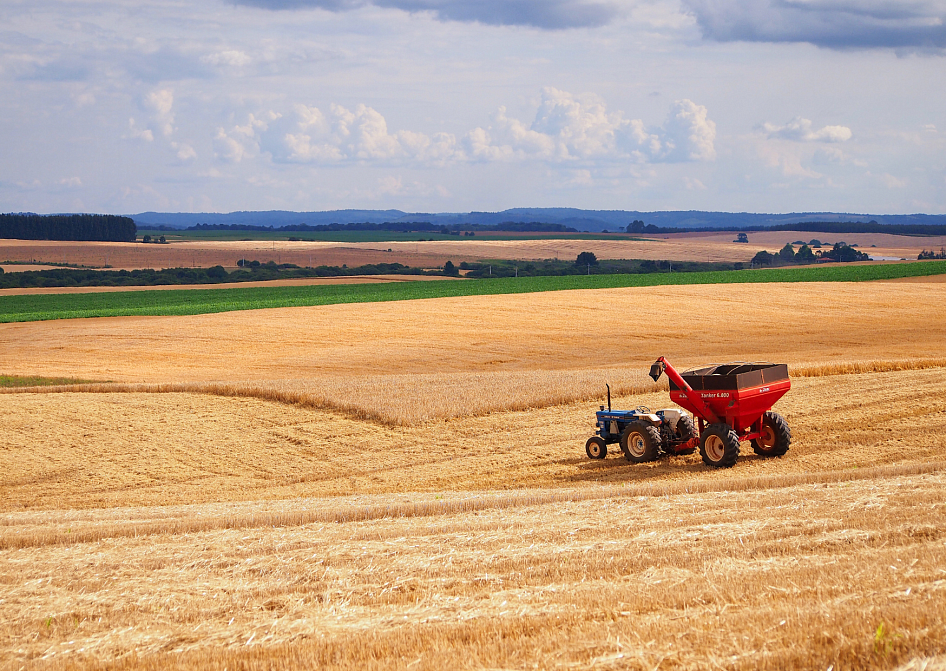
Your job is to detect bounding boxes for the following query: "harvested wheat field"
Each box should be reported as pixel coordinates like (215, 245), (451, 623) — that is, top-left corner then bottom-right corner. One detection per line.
(3, 282), (946, 386)
(2, 373), (946, 669)
(2, 280), (946, 669)
(3, 229), (940, 273)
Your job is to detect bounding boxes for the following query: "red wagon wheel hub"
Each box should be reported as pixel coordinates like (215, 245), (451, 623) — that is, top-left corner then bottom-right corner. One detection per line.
(703, 434), (726, 462)
(758, 425), (776, 448)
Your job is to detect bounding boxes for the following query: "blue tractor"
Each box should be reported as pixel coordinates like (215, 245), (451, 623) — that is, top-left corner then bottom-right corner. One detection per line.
(585, 384), (699, 462)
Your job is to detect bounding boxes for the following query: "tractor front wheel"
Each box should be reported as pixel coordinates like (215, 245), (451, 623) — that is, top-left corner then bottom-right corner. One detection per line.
(621, 421), (660, 463)
(585, 436), (607, 460)
(700, 424), (740, 468)
(751, 411), (791, 457)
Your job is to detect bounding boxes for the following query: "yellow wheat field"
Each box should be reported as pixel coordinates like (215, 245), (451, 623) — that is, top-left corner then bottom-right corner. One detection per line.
(2, 371), (946, 669)
(2, 282), (946, 387)
(2, 279), (946, 669)
(2, 229), (943, 272)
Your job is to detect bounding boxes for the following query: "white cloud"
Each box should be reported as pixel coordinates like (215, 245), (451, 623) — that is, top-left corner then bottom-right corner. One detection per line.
(171, 142), (197, 162)
(662, 99), (717, 161)
(229, 89), (717, 169)
(75, 92), (96, 107)
(124, 118), (154, 142)
(214, 128), (251, 163)
(880, 173), (907, 188)
(145, 89), (175, 137)
(465, 88), (716, 164)
(59, 177), (82, 187)
(763, 117), (852, 142)
(261, 103), (458, 163)
(214, 112), (276, 162)
(756, 142), (824, 179)
(202, 50), (253, 67)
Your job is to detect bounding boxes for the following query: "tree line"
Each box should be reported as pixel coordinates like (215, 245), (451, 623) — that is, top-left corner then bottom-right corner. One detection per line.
(0, 214), (136, 242)
(186, 221), (578, 233)
(626, 220), (946, 237)
(751, 241), (871, 267)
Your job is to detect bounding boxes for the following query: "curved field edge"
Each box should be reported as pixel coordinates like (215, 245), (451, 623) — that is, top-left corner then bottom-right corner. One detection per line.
(2, 260), (945, 323)
(6, 358), (945, 426)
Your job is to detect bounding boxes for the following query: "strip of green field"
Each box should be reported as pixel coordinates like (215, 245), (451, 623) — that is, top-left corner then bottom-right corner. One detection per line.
(2, 261), (944, 323)
(0, 374), (99, 387)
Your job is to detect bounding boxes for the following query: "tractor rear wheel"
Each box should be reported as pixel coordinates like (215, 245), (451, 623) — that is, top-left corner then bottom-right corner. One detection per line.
(699, 423), (740, 468)
(674, 415), (698, 455)
(621, 421), (660, 463)
(751, 411), (791, 457)
(585, 436), (607, 460)
(676, 415), (698, 440)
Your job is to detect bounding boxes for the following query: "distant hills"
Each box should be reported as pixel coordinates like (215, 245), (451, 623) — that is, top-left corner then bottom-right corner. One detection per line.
(131, 209), (946, 232)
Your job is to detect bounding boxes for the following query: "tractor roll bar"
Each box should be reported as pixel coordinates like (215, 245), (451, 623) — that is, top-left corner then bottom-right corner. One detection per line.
(649, 356), (721, 425)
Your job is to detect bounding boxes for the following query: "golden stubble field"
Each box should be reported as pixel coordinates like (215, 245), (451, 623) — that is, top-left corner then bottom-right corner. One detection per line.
(2, 280), (946, 669)
(2, 229), (944, 272)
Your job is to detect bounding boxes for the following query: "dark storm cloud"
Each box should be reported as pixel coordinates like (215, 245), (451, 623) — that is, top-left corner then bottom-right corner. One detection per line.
(230, 0), (619, 29)
(682, 0), (946, 50)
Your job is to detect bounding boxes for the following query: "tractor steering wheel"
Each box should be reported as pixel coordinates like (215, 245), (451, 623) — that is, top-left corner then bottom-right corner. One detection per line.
(635, 405), (652, 414)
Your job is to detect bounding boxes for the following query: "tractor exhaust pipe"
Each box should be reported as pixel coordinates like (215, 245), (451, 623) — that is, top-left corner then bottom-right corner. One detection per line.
(606, 383), (611, 411)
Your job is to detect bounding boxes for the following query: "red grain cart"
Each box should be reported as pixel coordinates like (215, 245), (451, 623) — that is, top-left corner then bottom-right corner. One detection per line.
(649, 357), (792, 468)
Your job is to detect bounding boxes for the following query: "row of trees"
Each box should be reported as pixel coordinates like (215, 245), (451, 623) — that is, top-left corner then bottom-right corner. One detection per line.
(0, 213), (136, 242)
(918, 248), (946, 260)
(624, 220), (946, 237)
(188, 221), (578, 234)
(752, 242), (871, 267)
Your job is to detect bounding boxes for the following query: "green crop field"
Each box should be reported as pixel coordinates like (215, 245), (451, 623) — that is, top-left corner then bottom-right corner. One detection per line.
(0, 374), (99, 387)
(2, 260), (944, 323)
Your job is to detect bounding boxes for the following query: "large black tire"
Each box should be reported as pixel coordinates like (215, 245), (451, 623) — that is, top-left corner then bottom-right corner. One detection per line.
(673, 415), (698, 455)
(751, 411), (791, 457)
(585, 436), (607, 460)
(676, 415), (698, 441)
(621, 421), (661, 463)
(699, 423), (740, 468)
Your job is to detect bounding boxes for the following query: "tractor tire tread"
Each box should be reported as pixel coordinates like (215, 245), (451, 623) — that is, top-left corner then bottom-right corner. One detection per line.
(676, 415), (698, 441)
(620, 421), (661, 463)
(699, 423), (740, 468)
(585, 436), (608, 460)
(751, 411), (791, 457)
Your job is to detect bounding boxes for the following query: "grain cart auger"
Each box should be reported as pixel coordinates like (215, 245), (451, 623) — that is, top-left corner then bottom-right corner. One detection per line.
(648, 357), (792, 468)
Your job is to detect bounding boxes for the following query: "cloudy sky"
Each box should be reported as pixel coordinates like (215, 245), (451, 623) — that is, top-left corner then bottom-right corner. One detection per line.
(2, 0), (945, 215)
